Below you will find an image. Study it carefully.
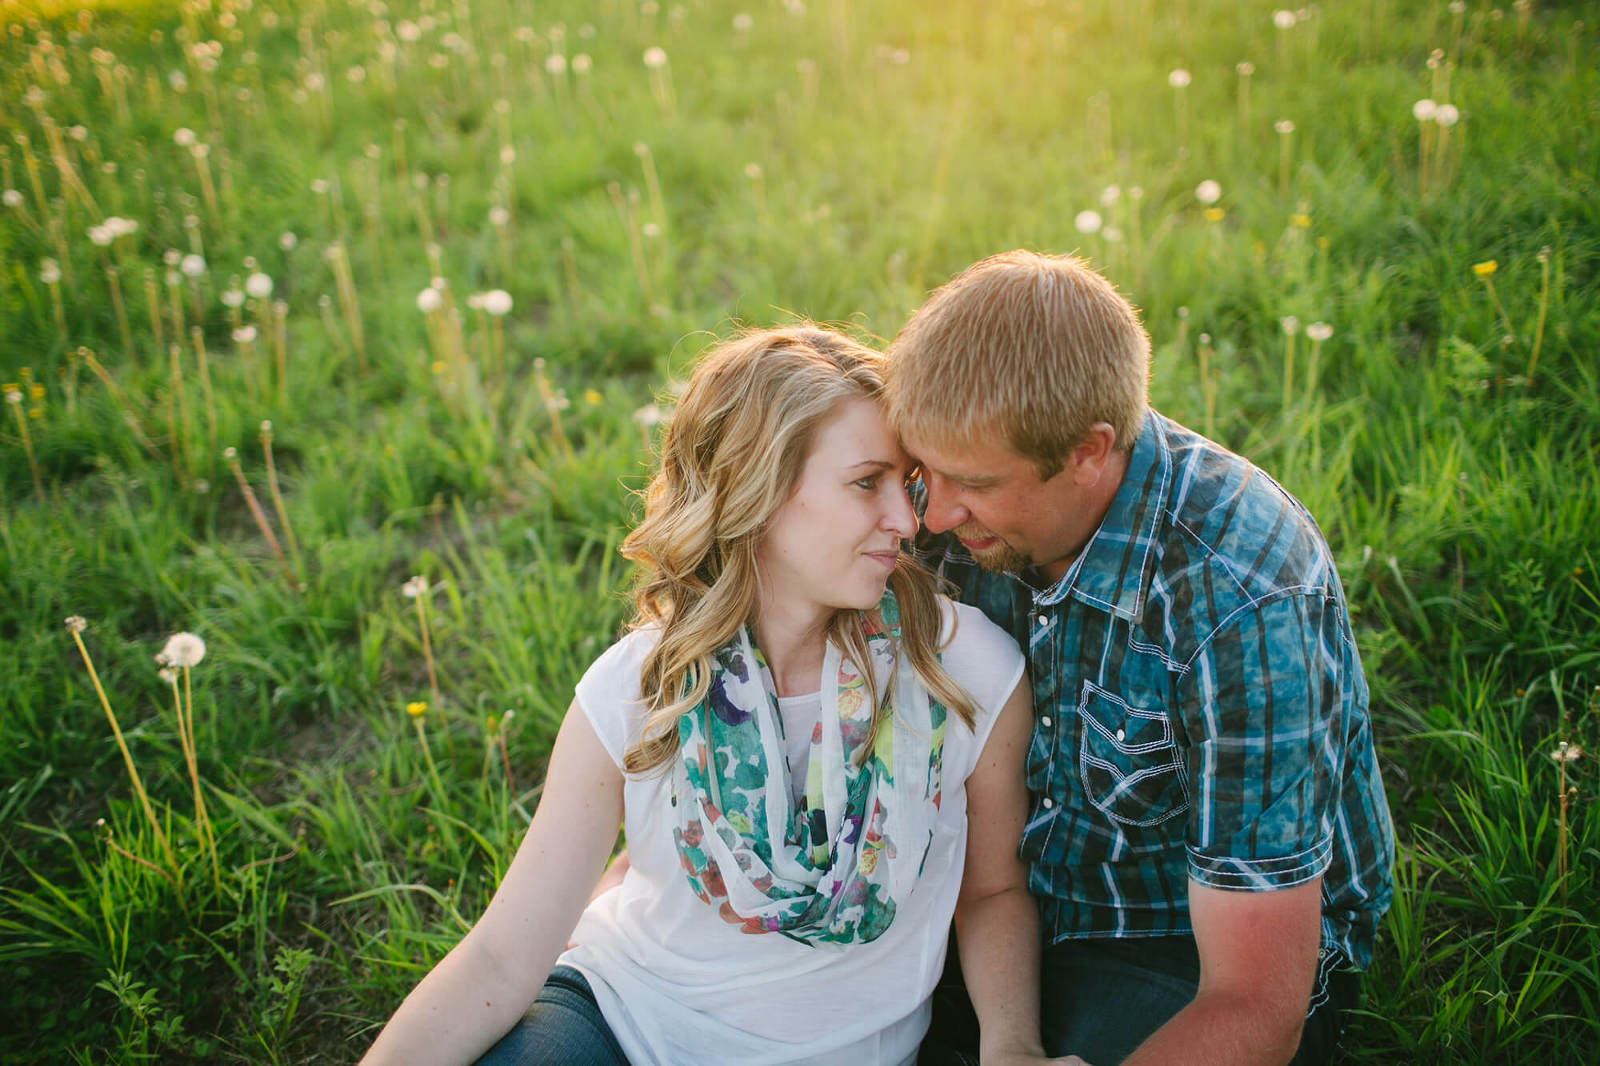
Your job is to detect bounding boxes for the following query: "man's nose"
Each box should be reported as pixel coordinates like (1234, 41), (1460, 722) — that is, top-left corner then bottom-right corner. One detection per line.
(920, 478), (967, 535)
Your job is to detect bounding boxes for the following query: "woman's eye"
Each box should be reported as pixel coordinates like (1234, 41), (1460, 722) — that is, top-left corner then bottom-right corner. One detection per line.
(853, 475), (879, 490)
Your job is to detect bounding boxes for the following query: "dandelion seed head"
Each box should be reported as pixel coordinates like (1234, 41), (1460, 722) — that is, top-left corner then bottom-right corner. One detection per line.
(734, 13), (754, 31)
(159, 666), (178, 684)
(1449, 0), (1466, 14)
(1237, 61), (1255, 76)
(1412, 98), (1437, 121)
(396, 20), (421, 42)
(157, 631), (207, 668)
(1273, 9), (1296, 29)
(6, 385), (24, 404)
(1102, 226), (1124, 243)
(173, 127), (196, 147)
(744, 162), (763, 179)
(1168, 68), (1191, 89)
(488, 205), (510, 226)
(1099, 184), (1120, 206)
(69, 125), (88, 142)
(416, 286), (442, 313)
(643, 46), (668, 69)
(1281, 315), (1301, 335)
(499, 146), (516, 166)
(89, 225), (114, 246)
(163, 249), (182, 267)
(39, 259), (61, 285)
(1305, 321), (1333, 342)
(106, 217), (138, 237)
(572, 54), (592, 74)
(260, 420), (272, 436)
(192, 478), (209, 494)
(65, 615), (87, 633)
(280, 231), (298, 251)
(482, 289), (513, 316)
(1275, 119), (1295, 134)
(180, 253), (206, 277)
(1434, 104), (1459, 127)
(191, 143), (210, 159)
(1074, 209), (1103, 234)
(2, 189), (22, 208)
(222, 287), (245, 308)
(245, 272), (274, 299)
(309, 178), (329, 195)
(544, 52), (567, 75)
(403, 575), (430, 599)
(641, 222), (660, 239)
(1195, 179), (1222, 205)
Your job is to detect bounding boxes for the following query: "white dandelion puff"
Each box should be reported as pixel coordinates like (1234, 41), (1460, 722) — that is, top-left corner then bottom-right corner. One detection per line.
(156, 631), (207, 668)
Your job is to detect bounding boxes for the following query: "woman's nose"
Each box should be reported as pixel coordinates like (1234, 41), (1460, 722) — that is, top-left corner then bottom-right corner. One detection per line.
(884, 484), (919, 540)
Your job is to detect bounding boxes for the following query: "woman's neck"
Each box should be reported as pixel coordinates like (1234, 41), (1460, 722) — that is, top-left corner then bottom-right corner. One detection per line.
(752, 595), (831, 698)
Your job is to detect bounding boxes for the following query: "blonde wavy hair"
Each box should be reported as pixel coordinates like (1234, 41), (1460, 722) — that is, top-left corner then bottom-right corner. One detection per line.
(620, 325), (978, 775)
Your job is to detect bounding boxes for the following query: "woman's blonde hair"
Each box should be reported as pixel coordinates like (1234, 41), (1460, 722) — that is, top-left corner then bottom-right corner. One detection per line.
(620, 325), (977, 775)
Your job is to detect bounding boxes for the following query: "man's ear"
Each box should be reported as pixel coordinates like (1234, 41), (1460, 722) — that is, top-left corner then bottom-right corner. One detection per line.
(1068, 422), (1118, 485)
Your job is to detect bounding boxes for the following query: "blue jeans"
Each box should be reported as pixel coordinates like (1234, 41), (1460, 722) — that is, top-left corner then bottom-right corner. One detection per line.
(919, 934), (1356, 1066)
(473, 965), (630, 1066)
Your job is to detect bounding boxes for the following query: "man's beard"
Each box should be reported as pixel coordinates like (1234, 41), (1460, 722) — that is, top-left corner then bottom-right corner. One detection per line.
(955, 524), (1032, 574)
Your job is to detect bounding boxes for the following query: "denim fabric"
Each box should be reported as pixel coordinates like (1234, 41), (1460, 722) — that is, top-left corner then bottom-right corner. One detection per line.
(918, 934), (1356, 1066)
(915, 411), (1395, 969)
(473, 965), (630, 1066)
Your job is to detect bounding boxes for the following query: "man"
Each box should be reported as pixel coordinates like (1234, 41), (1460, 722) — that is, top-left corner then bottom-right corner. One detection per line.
(885, 250), (1395, 1066)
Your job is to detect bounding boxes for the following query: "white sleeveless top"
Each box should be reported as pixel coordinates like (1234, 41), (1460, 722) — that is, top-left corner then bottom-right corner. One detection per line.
(557, 598), (1025, 1066)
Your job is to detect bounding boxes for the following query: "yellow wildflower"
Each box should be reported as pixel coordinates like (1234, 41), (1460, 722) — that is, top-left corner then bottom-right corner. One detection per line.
(1203, 207), (1225, 223)
(1289, 213), (1312, 228)
(406, 700), (428, 718)
(1472, 260), (1498, 277)
(584, 388), (603, 406)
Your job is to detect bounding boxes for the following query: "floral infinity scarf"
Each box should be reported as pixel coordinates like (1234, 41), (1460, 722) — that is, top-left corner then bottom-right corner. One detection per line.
(670, 589), (947, 945)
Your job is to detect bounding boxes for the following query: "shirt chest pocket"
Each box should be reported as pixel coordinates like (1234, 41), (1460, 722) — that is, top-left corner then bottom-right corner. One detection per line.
(1076, 681), (1189, 828)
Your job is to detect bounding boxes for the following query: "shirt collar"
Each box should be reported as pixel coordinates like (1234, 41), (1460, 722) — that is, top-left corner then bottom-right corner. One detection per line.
(1032, 410), (1168, 620)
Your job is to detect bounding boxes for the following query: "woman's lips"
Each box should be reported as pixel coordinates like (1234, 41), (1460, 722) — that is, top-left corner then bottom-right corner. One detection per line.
(866, 551), (899, 570)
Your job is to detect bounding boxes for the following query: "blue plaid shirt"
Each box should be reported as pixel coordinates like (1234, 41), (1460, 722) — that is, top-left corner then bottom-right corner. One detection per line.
(919, 411), (1395, 968)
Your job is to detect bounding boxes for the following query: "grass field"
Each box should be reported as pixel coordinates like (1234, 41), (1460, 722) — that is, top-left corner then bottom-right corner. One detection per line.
(2, 0), (1597, 1062)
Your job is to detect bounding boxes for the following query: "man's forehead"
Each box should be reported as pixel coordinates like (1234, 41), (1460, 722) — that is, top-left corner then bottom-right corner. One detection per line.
(902, 426), (1026, 475)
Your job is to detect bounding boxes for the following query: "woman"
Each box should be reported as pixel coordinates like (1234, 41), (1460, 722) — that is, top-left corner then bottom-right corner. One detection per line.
(361, 327), (1063, 1066)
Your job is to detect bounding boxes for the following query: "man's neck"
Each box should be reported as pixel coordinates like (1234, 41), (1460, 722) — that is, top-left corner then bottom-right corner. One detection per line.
(1036, 446), (1133, 586)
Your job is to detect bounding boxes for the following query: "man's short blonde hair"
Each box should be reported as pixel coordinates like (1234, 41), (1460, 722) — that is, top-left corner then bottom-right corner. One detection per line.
(885, 250), (1151, 477)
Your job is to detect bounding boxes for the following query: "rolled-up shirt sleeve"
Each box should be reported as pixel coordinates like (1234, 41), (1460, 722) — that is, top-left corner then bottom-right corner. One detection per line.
(1178, 591), (1340, 891)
